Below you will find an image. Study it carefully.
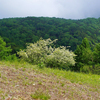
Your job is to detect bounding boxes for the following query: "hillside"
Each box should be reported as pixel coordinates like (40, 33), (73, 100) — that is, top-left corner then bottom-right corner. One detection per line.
(0, 61), (100, 100)
(0, 17), (100, 53)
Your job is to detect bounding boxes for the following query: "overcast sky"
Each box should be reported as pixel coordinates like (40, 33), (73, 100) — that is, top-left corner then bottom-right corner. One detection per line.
(0, 0), (100, 19)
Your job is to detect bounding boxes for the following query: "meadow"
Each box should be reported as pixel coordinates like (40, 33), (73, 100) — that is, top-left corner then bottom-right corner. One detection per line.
(0, 60), (99, 100)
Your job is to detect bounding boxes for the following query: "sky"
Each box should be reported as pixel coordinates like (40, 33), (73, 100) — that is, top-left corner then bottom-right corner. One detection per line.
(0, 0), (100, 19)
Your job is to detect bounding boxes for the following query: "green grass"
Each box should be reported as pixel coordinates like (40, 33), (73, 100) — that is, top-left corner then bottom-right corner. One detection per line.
(0, 60), (100, 88)
(39, 67), (100, 88)
(31, 90), (50, 100)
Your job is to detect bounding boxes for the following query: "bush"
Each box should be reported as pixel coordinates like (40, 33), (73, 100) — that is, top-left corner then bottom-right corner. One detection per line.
(17, 38), (76, 69)
(0, 37), (12, 60)
(17, 38), (56, 64)
(45, 46), (76, 70)
(4, 54), (18, 61)
(92, 64), (100, 75)
(80, 64), (100, 75)
(80, 65), (92, 74)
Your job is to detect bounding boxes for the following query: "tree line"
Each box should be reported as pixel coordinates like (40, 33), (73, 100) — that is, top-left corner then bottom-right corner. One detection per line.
(0, 35), (100, 74)
(0, 16), (100, 74)
(0, 17), (100, 53)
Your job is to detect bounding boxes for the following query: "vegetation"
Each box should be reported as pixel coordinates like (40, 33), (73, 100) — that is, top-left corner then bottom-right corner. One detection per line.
(74, 38), (92, 71)
(0, 36), (11, 59)
(31, 89), (51, 100)
(0, 16), (100, 99)
(17, 38), (76, 70)
(0, 36), (17, 61)
(0, 16), (100, 73)
(1, 17), (100, 53)
(0, 60), (99, 99)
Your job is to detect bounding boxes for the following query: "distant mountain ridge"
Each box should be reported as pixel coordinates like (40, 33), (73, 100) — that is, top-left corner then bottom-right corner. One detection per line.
(0, 16), (100, 53)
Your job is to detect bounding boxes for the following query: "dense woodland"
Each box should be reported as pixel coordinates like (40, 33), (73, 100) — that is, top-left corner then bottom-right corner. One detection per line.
(1, 17), (100, 52)
(0, 16), (100, 74)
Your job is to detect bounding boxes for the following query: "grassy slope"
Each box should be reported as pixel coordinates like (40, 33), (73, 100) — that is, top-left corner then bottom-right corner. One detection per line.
(0, 60), (100, 100)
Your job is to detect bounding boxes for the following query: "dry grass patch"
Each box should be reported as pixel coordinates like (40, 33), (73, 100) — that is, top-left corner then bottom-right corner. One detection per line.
(0, 61), (99, 100)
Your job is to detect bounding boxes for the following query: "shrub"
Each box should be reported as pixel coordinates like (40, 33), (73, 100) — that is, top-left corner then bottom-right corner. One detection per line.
(4, 54), (18, 61)
(45, 46), (76, 70)
(0, 37), (12, 60)
(0, 36), (17, 61)
(17, 38), (56, 64)
(80, 65), (92, 74)
(80, 64), (100, 75)
(18, 38), (76, 69)
(92, 64), (100, 75)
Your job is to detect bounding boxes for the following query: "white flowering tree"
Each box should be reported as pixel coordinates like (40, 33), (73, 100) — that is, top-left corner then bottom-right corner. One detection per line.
(18, 38), (76, 69)
(17, 38), (57, 64)
(45, 46), (76, 69)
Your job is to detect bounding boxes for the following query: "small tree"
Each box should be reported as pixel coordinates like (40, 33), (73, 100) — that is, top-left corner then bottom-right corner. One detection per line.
(17, 38), (57, 64)
(75, 38), (92, 71)
(93, 43), (100, 64)
(0, 37), (12, 60)
(18, 38), (76, 69)
(45, 46), (76, 69)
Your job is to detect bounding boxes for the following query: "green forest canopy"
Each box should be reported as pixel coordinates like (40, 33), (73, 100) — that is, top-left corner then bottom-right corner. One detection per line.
(0, 17), (100, 53)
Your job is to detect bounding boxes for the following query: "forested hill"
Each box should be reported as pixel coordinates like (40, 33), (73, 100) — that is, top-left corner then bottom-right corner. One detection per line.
(0, 17), (100, 53)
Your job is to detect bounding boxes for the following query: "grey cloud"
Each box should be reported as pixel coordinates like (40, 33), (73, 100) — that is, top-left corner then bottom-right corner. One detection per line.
(0, 0), (100, 19)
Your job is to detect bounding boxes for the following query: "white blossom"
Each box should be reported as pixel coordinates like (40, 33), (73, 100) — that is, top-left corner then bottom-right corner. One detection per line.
(17, 38), (76, 68)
